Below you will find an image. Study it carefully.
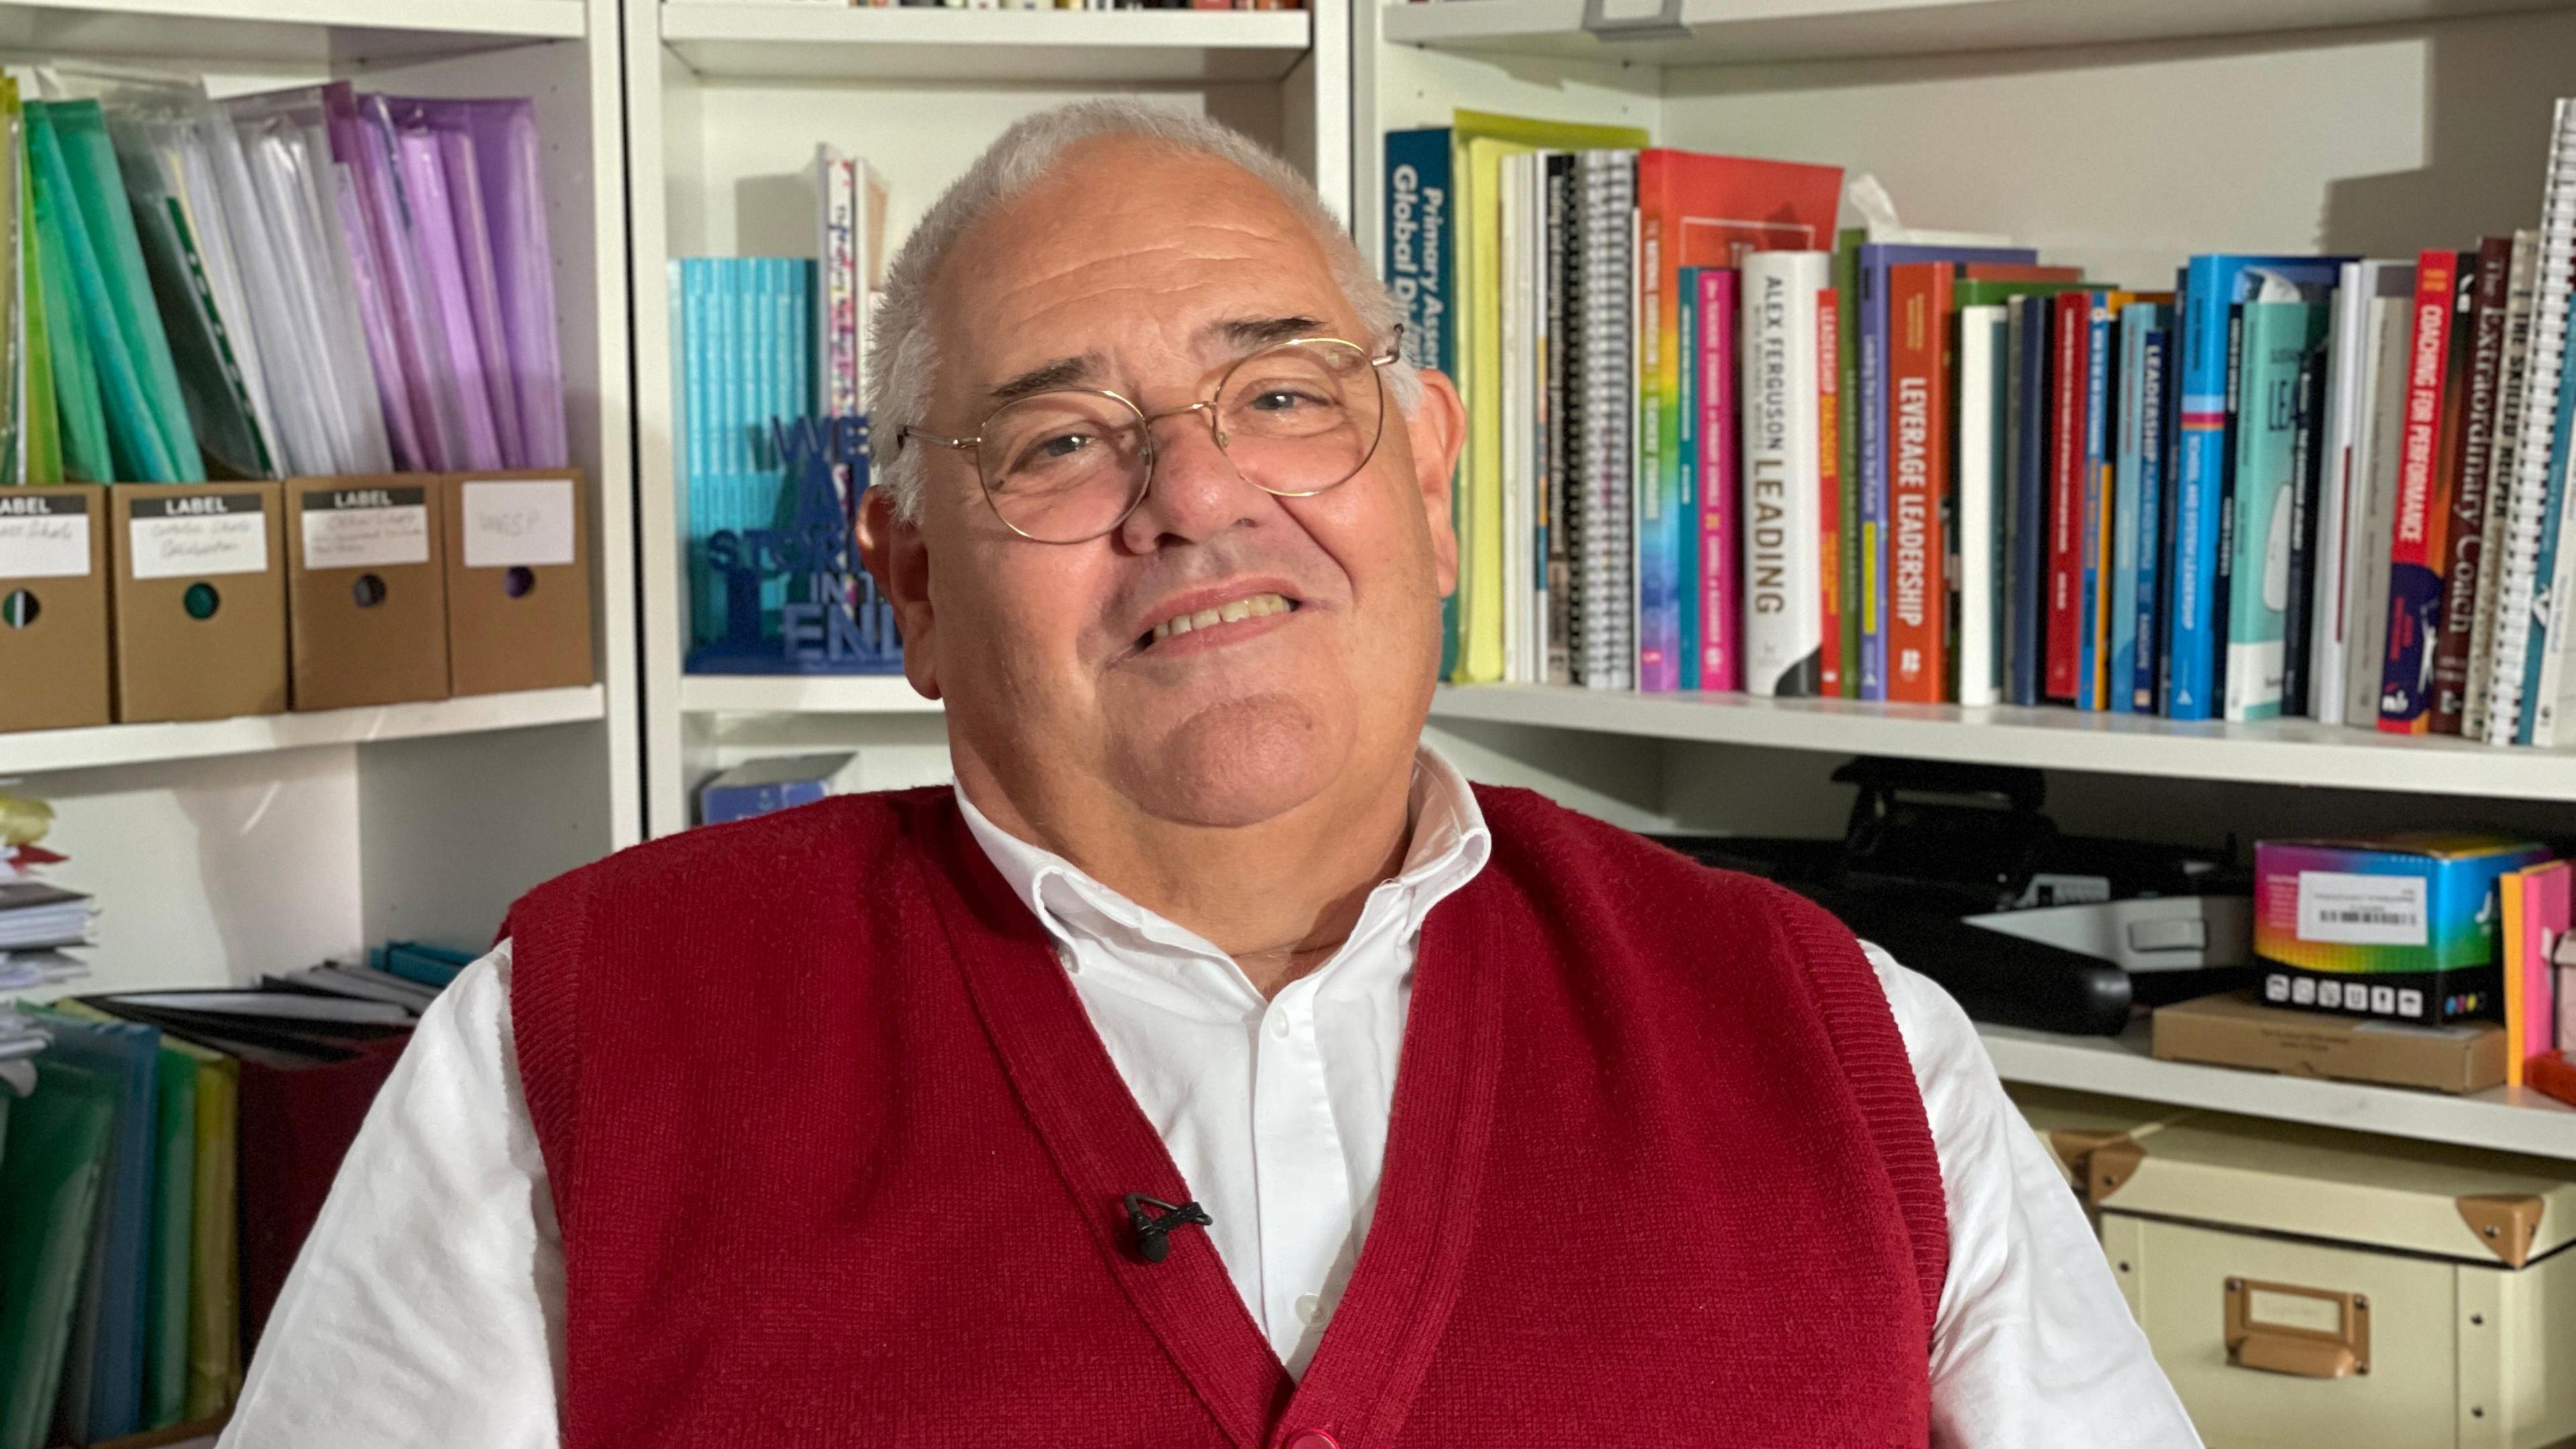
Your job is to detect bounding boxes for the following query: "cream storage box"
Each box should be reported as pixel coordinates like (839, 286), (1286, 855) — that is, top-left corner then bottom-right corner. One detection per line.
(2072, 1109), (2576, 1449)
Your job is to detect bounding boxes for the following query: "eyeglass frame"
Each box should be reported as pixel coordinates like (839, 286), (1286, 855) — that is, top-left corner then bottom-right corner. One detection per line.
(891, 327), (1407, 544)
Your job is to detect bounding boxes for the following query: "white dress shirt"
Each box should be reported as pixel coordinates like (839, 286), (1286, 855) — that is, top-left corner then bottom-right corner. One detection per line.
(223, 751), (2202, 1448)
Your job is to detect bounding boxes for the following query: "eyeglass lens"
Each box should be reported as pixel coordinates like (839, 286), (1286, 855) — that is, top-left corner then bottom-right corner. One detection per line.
(975, 339), (1386, 543)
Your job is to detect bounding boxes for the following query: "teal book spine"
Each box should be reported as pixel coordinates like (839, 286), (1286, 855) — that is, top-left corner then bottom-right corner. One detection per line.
(27, 104), (168, 485)
(1676, 266), (1699, 688)
(2223, 297), (2330, 721)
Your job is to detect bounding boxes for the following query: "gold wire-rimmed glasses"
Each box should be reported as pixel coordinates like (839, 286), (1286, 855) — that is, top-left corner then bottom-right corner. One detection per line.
(895, 333), (1403, 544)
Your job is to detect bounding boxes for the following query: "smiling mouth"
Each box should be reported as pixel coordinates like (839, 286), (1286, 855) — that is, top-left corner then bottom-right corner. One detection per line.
(1137, 592), (1299, 652)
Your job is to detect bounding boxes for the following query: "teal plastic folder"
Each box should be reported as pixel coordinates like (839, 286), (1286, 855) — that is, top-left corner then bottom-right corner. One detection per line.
(0, 1061), (115, 1449)
(24, 105), (109, 484)
(144, 1046), (196, 1430)
(27, 1011), (158, 1444)
(48, 100), (200, 482)
(25, 102), (182, 484)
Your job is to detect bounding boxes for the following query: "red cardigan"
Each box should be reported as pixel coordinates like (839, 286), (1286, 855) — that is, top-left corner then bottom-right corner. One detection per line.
(507, 784), (1946, 1448)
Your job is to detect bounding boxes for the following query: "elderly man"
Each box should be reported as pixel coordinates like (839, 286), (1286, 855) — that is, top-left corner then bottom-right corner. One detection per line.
(224, 103), (2198, 1448)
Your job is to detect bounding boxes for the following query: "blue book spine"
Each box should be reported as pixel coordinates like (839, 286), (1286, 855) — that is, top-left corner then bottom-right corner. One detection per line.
(2110, 303), (2155, 713)
(2079, 295), (2112, 710)
(2008, 293), (2051, 707)
(1677, 266), (1701, 689)
(1385, 128), (1456, 680)
(2133, 322), (2171, 712)
(1858, 260), (1886, 698)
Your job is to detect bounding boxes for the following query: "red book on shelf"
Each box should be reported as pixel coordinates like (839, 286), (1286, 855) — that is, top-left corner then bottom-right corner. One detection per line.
(2378, 250), (2465, 734)
(1885, 261), (1951, 701)
(2045, 289), (2091, 702)
(1957, 263), (2086, 284)
(1817, 284), (1843, 696)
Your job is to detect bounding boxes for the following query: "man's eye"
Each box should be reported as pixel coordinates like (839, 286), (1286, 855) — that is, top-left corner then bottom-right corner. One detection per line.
(1034, 432), (1093, 460)
(1250, 388), (1326, 412)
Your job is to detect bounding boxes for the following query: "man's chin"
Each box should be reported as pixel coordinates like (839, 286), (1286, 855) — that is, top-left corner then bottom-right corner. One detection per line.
(1109, 694), (1346, 830)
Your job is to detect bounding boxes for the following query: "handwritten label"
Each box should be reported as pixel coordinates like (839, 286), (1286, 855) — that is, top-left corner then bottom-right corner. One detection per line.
(128, 493), (268, 581)
(461, 478), (576, 570)
(302, 487), (429, 570)
(0, 495), (91, 579)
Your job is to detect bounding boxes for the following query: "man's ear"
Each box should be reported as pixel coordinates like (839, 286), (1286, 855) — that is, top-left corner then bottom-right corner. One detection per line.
(1403, 368), (1466, 597)
(855, 484), (942, 701)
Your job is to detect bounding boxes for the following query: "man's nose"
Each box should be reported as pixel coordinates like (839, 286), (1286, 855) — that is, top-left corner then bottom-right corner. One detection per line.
(1114, 405), (1267, 551)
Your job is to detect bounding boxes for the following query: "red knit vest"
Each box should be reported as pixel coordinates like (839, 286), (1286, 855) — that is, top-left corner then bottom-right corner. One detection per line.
(507, 785), (1947, 1448)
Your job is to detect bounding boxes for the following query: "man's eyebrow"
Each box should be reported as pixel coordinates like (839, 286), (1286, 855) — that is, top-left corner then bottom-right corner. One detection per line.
(1204, 315), (1327, 352)
(989, 354), (1100, 404)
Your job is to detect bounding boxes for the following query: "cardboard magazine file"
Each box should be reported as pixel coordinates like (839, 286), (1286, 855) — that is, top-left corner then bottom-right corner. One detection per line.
(284, 477), (450, 711)
(109, 482), (288, 724)
(440, 470), (594, 696)
(0, 484), (111, 731)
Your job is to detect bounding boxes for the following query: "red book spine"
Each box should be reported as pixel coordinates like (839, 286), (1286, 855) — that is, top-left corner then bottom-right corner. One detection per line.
(1699, 268), (1740, 691)
(1817, 284), (1843, 696)
(2379, 250), (2462, 733)
(1886, 262), (1949, 702)
(2045, 290), (2090, 702)
(2430, 239), (2512, 733)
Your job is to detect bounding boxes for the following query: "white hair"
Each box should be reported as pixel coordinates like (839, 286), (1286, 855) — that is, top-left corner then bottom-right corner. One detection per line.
(865, 99), (1421, 521)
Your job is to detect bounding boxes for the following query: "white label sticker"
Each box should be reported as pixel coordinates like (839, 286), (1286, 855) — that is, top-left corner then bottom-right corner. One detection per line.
(0, 512), (91, 579)
(461, 479), (576, 569)
(303, 504), (429, 570)
(2247, 1290), (2343, 1335)
(2296, 871), (2428, 947)
(130, 513), (268, 580)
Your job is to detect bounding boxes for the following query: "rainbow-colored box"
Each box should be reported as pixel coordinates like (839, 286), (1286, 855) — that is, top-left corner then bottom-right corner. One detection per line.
(2253, 835), (2550, 1024)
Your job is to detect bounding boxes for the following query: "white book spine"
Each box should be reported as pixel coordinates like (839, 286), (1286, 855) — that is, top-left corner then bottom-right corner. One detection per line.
(1957, 305), (2008, 707)
(2465, 229), (2542, 739)
(1498, 152), (1527, 683)
(2487, 99), (2576, 742)
(1577, 151), (1633, 691)
(1739, 250), (1829, 697)
(2310, 262), (2367, 726)
(2343, 285), (2416, 729)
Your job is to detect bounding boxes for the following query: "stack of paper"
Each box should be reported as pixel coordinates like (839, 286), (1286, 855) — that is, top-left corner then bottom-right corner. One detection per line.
(0, 883), (93, 953)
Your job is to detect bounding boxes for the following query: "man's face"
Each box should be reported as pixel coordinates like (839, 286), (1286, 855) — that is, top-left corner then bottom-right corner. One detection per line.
(861, 137), (1462, 833)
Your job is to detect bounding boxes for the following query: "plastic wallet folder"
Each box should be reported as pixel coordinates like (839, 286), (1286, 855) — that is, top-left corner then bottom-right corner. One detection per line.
(143, 1045), (197, 1431)
(24, 1010), (159, 1445)
(163, 1039), (240, 1420)
(0, 1060), (115, 1449)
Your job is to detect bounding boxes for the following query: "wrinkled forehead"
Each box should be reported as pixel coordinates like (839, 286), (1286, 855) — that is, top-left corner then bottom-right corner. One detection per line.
(926, 138), (1363, 406)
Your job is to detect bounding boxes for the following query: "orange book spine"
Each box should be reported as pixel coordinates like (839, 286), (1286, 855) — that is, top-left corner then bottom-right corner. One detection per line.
(1886, 262), (1950, 700)
(1817, 285), (1843, 696)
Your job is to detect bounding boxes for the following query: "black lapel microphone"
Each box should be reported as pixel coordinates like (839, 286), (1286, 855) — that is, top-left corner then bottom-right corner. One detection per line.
(1124, 1193), (1213, 1264)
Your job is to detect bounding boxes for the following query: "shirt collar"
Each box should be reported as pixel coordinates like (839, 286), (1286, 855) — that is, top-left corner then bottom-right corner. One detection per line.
(954, 746), (1493, 971)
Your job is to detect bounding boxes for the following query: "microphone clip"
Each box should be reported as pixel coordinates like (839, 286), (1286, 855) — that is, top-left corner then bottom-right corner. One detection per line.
(1123, 1193), (1212, 1265)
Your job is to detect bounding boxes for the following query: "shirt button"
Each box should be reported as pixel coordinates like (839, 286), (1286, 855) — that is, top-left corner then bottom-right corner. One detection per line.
(1283, 1432), (1339, 1449)
(1295, 1293), (1324, 1324)
(1267, 1013), (1292, 1040)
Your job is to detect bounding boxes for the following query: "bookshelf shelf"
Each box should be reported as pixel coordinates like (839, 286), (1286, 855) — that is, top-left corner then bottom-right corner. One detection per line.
(1980, 1020), (2576, 1163)
(0, 0), (588, 66)
(1379, 0), (2576, 68)
(1428, 684), (2576, 802)
(661, 4), (1315, 83)
(0, 687), (609, 776)
(678, 674), (941, 715)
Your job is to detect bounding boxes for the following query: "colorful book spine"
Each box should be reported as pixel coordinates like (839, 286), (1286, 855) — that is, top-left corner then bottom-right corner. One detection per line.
(2110, 303), (2157, 713)
(2078, 294), (2113, 709)
(2379, 250), (2465, 733)
(1635, 199), (1673, 691)
(2223, 294), (2328, 722)
(1816, 282), (1843, 696)
(2008, 292), (2051, 706)
(1698, 267), (1739, 690)
(2430, 237), (2516, 732)
(1741, 250), (1829, 696)
(1833, 229), (1864, 697)
(2134, 320), (2173, 712)
(1885, 261), (1951, 701)
(1677, 263), (1698, 688)
(2045, 290), (2090, 702)
(1383, 127), (1456, 679)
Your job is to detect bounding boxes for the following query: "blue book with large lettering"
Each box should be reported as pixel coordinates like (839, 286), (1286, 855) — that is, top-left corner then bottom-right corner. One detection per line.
(1385, 127), (1456, 680)
(2166, 254), (2349, 718)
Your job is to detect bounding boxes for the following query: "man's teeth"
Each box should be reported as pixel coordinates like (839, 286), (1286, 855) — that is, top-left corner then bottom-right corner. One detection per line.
(1149, 592), (1292, 645)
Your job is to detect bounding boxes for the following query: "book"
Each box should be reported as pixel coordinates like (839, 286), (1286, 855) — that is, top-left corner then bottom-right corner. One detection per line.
(1815, 282), (1843, 697)
(2006, 292), (2052, 706)
(2429, 236), (2517, 732)
(2132, 319), (2174, 712)
(2169, 254), (2351, 720)
(2465, 231), (2542, 740)
(1695, 267), (1740, 691)
(1957, 303), (2008, 706)
(1544, 153), (1574, 687)
(1855, 243), (2036, 700)
(1884, 260), (1954, 702)
(1384, 127), (1456, 679)
(2310, 262), (2375, 725)
(2078, 292), (2114, 709)
(2222, 286), (2329, 721)
(2045, 290), (2090, 702)
(2280, 339), (2332, 714)
(2489, 117), (2576, 743)
(1633, 148), (1843, 693)
(2502, 859), (2571, 1089)
(1740, 250), (1831, 696)
(1832, 228), (1864, 697)
(1576, 148), (1636, 690)
(2341, 264), (2421, 731)
(2378, 250), (2468, 733)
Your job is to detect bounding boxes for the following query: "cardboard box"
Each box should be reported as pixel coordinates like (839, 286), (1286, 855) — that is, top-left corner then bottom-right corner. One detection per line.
(441, 470), (593, 696)
(2255, 835), (2551, 1023)
(109, 482), (288, 724)
(2153, 991), (2507, 1095)
(0, 484), (111, 731)
(284, 478), (449, 712)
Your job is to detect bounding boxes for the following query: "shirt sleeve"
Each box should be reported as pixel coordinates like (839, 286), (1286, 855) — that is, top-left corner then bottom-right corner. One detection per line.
(219, 943), (564, 1449)
(1861, 943), (2204, 1449)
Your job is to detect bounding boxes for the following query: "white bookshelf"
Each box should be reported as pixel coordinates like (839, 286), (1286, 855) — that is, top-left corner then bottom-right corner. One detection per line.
(629, 0), (1352, 835)
(1370, 0), (2576, 1157)
(3, 0), (638, 999)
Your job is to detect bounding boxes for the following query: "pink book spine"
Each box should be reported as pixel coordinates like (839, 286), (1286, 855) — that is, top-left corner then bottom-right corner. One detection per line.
(1701, 268), (1740, 691)
(2530, 868), (2570, 1063)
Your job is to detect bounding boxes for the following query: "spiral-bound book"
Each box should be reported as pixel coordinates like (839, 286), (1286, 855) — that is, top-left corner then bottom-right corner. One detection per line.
(2483, 99), (2576, 743)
